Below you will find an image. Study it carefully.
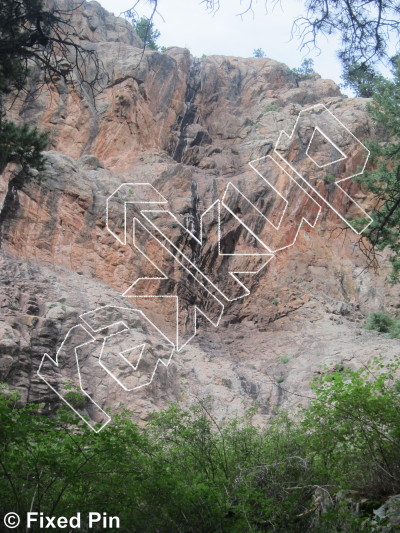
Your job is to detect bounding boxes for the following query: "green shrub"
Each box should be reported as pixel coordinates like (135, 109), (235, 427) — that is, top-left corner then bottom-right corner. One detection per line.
(64, 391), (87, 409)
(132, 16), (160, 50)
(291, 58), (316, 81)
(1, 357), (400, 531)
(389, 320), (400, 338)
(365, 311), (400, 337)
(264, 103), (280, 112)
(303, 356), (400, 498)
(365, 311), (394, 332)
(253, 48), (266, 58)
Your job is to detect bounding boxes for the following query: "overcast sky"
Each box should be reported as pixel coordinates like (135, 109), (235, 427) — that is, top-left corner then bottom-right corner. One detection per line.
(98, 0), (345, 88)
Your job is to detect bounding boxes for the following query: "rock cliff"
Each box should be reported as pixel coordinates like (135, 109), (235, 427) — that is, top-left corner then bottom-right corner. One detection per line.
(0, 0), (399, 427)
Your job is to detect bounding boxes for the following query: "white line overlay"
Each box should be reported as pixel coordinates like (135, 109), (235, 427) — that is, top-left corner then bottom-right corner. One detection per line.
(37, 103), (373, 431)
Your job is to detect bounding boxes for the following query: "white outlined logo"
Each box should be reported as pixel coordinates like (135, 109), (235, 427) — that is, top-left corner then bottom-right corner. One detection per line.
(38, 306), (174, 432)
(38, 104), (372, 431)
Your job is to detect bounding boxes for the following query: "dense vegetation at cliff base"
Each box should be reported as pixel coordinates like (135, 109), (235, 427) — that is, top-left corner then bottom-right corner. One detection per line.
(1, 357), (400, 532)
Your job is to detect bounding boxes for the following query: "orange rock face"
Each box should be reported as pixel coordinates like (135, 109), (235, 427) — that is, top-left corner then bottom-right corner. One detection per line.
(0, 0), (398, 426)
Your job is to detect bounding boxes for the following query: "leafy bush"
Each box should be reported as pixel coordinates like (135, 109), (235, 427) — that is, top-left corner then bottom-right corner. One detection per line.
(389, 320), (400, 338)
(291, 58), (316, 81)
(253, 48), (266, 58)
(1, 357), (400, 532)
(64, 391), (87, 409)
(365, 311), (400, 337)
(340, 61), (381, 97)
(264, 103), (280, 112)
(355, 57), (400, 283)
(303, 357), (400, 498)
(132, 16), (161, 50)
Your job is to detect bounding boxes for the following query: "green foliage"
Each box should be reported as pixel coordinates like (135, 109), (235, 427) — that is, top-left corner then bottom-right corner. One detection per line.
(132, 16), (161, 50)
(291, 58), (315, 81)
(0, 394), (307, 532)
(264, 103), (280, 112)
(253, 48), (266, 58)
(0, 0), (102, 176)
(63, 382), (88, 409)
(389, 320), (400, 339)
(63, 391), (87, 409)
(303, 357), (400, 499)
(365, 312), (400, 338)
(279, 355), (291, 364)
(340, 61), (381, 97)
(0, 0), (51, 174)
(2, 357), (400, 531)
(0, 118), (48, 173)
(355, 57), (400, 282)
(366, 312), (395, 333)
(0, 0), (45, 93)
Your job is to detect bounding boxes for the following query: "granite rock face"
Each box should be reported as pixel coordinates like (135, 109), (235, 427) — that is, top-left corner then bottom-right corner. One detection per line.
(0, 0), (399, 426)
